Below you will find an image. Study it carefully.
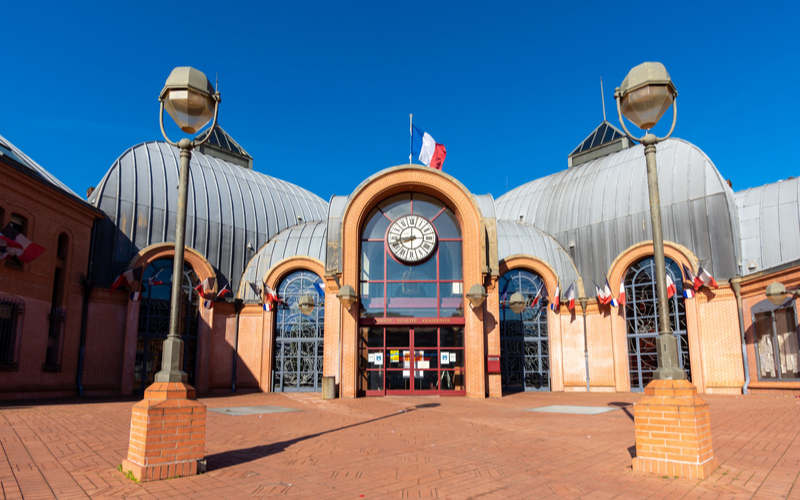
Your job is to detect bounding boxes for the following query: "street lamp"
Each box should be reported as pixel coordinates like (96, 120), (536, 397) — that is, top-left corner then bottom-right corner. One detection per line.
(154, 67), (220, 383)
(298, 294), (316, 315)
(615, 62), (684, 380)
(466, 284), (487, 309)
(508, 292), (526, 314)
(766, 282), (800, 306)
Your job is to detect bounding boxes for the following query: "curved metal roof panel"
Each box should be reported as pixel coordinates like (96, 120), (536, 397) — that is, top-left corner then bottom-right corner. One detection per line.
(735, 177), (800, 274)
(239, 220), (327, 300)
(495, 138), (740, 285)
(497, 220), (580, 287)
(89, 141), (328, 291)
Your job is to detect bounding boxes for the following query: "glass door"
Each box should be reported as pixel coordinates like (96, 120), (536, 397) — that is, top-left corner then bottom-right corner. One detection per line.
(360, 326), (465, 396)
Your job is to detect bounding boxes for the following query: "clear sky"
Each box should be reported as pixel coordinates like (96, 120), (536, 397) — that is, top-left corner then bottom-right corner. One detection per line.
(1, 1), (798, 203)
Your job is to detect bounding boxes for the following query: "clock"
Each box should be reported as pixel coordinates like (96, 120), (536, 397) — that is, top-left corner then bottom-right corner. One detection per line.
(387, 214), (437, 263)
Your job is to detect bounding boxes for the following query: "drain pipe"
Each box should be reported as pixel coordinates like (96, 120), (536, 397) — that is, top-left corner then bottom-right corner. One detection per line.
(579, 297), (590, 392)
(76, 278), (93, 397)
(231, 298), (244, 392)
(730, 277), (750, 395)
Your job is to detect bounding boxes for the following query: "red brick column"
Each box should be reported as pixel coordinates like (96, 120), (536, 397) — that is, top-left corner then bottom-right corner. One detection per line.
(632, 379), (717, 479)
(121, 382), (206, 482)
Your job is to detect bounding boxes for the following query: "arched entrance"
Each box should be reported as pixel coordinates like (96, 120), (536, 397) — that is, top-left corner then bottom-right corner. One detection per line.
(624, 256), (691, 391)
(499, 269), (550, 392)
(358, 193), (465, 395)
(272, 270), (325, 392)
(134, 258), (200, 393)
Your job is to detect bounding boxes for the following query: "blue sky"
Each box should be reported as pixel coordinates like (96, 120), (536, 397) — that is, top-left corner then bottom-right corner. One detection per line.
(2, 1), (798, 203)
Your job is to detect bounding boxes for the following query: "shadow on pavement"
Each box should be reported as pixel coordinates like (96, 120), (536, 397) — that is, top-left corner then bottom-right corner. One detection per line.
(205, 402), (440, 471)
(608, 401), (634, 422)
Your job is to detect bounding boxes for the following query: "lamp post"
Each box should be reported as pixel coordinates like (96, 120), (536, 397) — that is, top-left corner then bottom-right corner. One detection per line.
(766, 282), (800, 306)
(155, 67), (220, 383)
(615, 62), (684, 380)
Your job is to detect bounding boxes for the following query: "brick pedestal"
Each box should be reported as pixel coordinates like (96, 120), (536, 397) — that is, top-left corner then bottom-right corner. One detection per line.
(632, 379), (717, 479)
(121, 382), (206, 482)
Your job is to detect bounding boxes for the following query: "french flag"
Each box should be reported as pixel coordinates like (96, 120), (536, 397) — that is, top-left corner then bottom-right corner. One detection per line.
(666, 273), (677, 299)
(564, 282), (576, 311)
(412, 125), (447, 170)
(314, 281), (325, 298)
(683, 288), (695, 299)
(696, 266), (719, 289)
(110, 266), (143, 294)
(217, 283), (232, 299)
(0, 223), (45, 263)
(618, 281), (626, 307)
(550, 283), (561, 311)
(593, 281), (605, 305)
(195, 277), (215, 298)
(682, 264), (697, 289)
(603, 279), (613, 305)
(531, 286), (543, 307)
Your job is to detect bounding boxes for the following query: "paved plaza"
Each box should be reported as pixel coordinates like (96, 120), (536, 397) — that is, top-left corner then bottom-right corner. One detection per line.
(0, 391), (798, 499)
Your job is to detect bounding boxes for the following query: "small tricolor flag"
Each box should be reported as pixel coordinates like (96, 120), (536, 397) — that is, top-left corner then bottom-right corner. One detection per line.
(217, 283), (232, 299)
(682, 264), (697, 288)
(695, 266), (719, 289)
(666, 273), (677, 299)
(248, 281), (262, 299)
(203, 299), (214, 309)
(130, 291), (141, 302)
(593, 280), (605, 304)
(550, 283), (561, 311)
(195, 277), (215, 298)
(314, 282), (325, 298)
(111, 266), (143, 294)
(531, 286), (543, 307)
(147, 268), (164, 287)
(0, 223), (46, 263)
(683, 288), (695, 299)
(412, 125), (447, 170)
(564, 282), (576, 311)
(618, 281), (626, 307)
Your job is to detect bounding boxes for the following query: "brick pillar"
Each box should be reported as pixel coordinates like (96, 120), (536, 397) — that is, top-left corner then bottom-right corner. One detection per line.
(632, 379), (717, 479)
(121, 382), (206, 482)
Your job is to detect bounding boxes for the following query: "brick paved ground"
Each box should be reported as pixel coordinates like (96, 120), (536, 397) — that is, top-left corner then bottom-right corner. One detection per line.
(0, 391), (798, 499)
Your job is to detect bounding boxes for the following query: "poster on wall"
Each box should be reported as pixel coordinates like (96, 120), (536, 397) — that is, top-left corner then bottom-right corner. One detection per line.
(441, 352), (449, 364)
(375, 353), (383, 365)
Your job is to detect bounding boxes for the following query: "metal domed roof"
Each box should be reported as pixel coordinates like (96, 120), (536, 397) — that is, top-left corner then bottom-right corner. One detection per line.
(496, 138), (740, 286)
(736, 177), (800, 274)
(497, 220), (580, 287)
(239, 220), (327, 300)
(89, 141), (328, 291)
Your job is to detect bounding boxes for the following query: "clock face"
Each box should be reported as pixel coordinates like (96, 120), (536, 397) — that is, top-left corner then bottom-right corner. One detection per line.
(387, 215), (437, 263)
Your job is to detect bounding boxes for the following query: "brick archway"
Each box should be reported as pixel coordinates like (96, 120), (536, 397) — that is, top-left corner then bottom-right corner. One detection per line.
(339, 165), (487, 398)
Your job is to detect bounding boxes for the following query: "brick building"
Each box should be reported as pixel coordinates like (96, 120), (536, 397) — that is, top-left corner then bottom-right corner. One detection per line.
(1, 119), (798, 400)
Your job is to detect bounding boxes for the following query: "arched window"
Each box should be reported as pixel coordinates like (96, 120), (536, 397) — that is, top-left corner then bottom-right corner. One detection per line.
(624, 257), (690, 391)
(273, 270), (325, 392)
(499, 269), (550, 391)
(134, 259), (200, 393)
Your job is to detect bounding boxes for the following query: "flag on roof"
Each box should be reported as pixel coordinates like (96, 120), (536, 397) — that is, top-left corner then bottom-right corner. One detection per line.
(110, 266), (143, 294)
(696, 266), (719, 289)
(412, 125), (447, 170)
(195, 277), (215, 298)
(666, 273), (677, 299)
(564, 282), (576, 311)
(618, 281), (626, 307)
(0, 223), (45, 263)
(550, 283), (561, 311)
(217, 283), (232, 299)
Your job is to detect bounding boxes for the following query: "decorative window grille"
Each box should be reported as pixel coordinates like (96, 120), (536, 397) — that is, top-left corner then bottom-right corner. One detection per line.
(499, 269), (550, 392)
(624, 257), (691, 391)
(273, 270), (325, 392)
(0, 297), (24, 370)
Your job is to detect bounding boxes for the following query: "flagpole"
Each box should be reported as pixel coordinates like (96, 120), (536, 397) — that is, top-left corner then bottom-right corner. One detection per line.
(409, 114), (413, 164)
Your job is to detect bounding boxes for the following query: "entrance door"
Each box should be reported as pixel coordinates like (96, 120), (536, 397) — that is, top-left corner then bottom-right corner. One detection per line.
(360, 326), (465, 395)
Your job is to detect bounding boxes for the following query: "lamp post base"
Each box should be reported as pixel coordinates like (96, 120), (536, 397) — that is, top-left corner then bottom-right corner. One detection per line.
(632, 379), (717, 479)
(122, 382), (206, 482)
